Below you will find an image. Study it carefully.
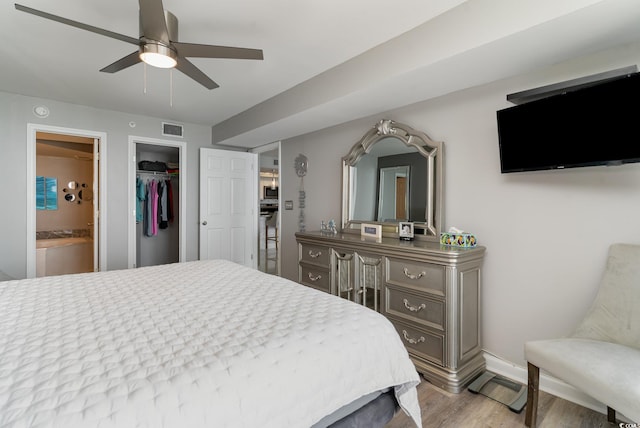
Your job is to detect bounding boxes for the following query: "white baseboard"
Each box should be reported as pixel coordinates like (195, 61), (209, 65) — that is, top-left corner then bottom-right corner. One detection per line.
(482, 351), (607, 415)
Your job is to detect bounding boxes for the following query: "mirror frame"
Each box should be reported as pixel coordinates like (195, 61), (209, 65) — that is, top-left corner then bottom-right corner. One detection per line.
(341, 119), (444, 240)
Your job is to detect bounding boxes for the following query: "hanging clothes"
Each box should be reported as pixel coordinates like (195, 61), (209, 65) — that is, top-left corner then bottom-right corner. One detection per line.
(136, 177), (145, 223)
(151, 180), (159, 236)
(138, 176), (175, 237)
(159, 180), (168, 230)
(166, 179), (174, 223)
(145, 179), (159, 237)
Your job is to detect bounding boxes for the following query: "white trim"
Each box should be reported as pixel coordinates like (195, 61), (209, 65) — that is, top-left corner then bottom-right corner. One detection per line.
(128, 136), (186, 268)
(26, 123), (108, 278)
(482, 351), (606, 414)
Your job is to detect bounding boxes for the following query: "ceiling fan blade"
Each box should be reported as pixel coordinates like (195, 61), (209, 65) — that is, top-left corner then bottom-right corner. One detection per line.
(100, 51), (142, 73)
(173, 42), (264, 60)
(15, 3), (139, 45)
(138, 0), (170, 44)
(175, 57), (219, 90)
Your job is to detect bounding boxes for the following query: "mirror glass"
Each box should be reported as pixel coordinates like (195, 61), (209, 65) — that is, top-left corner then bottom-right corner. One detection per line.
(342, 120), (443, 239)
(377, 165), (410, 222)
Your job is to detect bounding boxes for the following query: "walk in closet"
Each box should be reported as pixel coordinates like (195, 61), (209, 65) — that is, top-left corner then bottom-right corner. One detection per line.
(135, 143), (180, 267)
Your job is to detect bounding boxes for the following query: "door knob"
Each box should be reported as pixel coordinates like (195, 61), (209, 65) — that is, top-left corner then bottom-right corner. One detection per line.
(202, 221), (207, 226)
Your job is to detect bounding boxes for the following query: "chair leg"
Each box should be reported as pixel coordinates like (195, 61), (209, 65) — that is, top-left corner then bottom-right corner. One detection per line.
(525, 362), (540, 427)
(607, 407), (616, 424)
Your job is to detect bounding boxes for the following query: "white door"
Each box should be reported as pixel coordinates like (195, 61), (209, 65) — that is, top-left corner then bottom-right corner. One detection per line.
(199, 148), (258, 268)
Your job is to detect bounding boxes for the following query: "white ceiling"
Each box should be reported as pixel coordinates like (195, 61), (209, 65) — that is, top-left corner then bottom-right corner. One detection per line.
(2, 0), (640, 148)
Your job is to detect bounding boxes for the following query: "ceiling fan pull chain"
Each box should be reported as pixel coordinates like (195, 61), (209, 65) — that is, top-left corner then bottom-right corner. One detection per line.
(143, 62), (147, 94)
(170, 70), (173, 107)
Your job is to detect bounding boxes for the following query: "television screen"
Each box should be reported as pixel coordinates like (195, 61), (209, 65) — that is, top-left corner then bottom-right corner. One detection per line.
(497, 72), (640, 173)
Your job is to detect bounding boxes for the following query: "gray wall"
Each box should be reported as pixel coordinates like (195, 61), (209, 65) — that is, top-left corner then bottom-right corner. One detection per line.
(0, 93), (216, 278)
(280, 41), (640, 368)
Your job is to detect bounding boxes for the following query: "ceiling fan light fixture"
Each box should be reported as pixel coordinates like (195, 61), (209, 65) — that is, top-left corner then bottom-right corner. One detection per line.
(139, 42), (177, 68)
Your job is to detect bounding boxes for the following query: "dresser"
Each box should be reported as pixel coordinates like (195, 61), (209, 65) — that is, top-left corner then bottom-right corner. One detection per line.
(296, 231), (486, 393)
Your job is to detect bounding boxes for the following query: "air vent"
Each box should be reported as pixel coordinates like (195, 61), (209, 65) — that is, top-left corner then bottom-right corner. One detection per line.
(162, 122), (183, 138)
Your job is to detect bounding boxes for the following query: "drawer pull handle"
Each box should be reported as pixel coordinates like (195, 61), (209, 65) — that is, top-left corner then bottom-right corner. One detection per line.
(308, 250), (322, 258)
(402, 330), (426, 344)
(403, 267), (426, 280)
(403, 299), (426, 312)
(308, 272), (322, 282)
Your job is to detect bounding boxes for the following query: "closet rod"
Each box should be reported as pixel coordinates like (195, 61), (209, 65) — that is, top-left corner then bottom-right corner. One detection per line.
(136, 170), (177, 177)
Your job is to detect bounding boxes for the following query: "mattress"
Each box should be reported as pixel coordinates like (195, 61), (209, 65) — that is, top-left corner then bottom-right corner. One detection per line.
(0, 260), (422, 428)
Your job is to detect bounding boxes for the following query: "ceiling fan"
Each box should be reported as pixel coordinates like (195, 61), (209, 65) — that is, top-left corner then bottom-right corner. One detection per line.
(14, 0), (264, 89)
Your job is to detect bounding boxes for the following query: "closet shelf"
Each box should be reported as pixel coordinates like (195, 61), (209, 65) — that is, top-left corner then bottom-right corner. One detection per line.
(136, 170), (178, 177)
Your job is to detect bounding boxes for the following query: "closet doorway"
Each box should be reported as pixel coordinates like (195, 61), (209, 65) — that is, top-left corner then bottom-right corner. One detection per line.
(26, 124), (107, 279)
(127, 137), (186, 268)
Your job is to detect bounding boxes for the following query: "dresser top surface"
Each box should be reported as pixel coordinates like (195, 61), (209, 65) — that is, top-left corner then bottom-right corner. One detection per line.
(296, 231), (485, 258)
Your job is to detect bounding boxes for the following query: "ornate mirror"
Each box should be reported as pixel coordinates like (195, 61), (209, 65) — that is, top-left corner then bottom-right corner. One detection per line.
(342, 119), (444, 239)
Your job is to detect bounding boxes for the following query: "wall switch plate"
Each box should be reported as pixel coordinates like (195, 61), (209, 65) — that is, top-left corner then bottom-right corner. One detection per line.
(284, 200), (294, 210)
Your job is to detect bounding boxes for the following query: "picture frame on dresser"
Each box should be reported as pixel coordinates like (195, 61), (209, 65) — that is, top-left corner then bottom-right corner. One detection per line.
(398, 222), (414, 241)
(361, 223), (382, 240)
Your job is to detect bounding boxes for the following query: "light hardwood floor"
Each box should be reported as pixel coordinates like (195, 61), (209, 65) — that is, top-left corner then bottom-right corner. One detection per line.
(385, 376), (614, 428)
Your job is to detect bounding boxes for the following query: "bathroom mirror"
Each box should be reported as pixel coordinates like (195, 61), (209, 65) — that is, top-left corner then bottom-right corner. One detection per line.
(342, 119), (444, 239)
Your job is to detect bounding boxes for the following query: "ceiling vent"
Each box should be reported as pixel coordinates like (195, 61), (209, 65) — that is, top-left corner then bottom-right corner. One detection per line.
(162, 122), (183, 138)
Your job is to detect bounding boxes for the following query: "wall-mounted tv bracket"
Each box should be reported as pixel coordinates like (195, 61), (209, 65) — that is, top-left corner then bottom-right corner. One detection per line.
(506, 65), (638, 105)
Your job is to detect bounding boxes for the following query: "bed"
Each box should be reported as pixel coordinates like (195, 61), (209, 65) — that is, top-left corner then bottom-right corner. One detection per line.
(0, 260), (422, 428)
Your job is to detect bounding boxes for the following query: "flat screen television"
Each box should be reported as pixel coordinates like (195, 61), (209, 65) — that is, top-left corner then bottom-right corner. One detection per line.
(497, 72), (640, 173)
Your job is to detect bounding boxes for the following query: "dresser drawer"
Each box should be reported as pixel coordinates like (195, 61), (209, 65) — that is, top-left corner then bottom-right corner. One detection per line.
(390, 319), (445, 367)
(299, 264), (331, 293)
(384, 285), (444, 331)
(386, 258), (445, 296)
(299, 243), (330, 268)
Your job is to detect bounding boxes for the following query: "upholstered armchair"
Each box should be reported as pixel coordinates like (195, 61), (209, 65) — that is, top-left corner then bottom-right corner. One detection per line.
(524, 243), (640, 426)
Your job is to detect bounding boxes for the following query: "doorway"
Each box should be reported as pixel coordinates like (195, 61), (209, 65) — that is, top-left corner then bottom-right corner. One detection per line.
(252, 142), (281, 275)
(26, 124), (106, 278)
(127, 136), (186, 268)
(199, 148), (258, 268)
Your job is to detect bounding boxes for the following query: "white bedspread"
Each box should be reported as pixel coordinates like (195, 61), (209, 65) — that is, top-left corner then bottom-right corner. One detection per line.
(0, 260), (421, 428)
